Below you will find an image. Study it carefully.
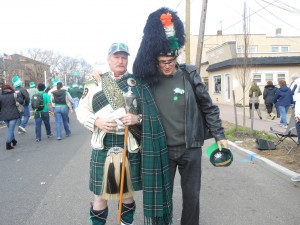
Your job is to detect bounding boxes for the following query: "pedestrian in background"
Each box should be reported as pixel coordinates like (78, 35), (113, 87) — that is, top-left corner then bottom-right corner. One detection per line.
(249, 80), (263, 120)
(69, 82), (82, 110)
(12, 75), (30, 133)
(34, 83), (54, 142)
(289, 73), (300, 96)
(273, 80), (293, 128)
(291, 85), (300, 182)
(263, 80), (277, 120)
(27, 81), (38, 112)
(133, 7), (228, 225)
(0, 84), (22, 150)
(289, 73), (300, 109)
(52, 82), (73, 140)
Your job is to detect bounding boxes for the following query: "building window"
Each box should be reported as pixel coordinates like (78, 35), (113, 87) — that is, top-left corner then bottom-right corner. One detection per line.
(248, 45), (257, 53)
(265, 73), (273, 82)
(252, 71), (287, 85)
(271, 46), (289, 52)
(236, 45), (257, 53)
(236, 46), (243, 53)
(253, 73), (262, 83)
(281, 46), (289, 52)
(272, 46), (279, 52)
(213, 75), (221, 93)
(277, 73), (286, 82)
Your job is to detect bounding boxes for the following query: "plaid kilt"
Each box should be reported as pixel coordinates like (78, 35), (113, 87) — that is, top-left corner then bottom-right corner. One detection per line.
(89, 134), (142, 195)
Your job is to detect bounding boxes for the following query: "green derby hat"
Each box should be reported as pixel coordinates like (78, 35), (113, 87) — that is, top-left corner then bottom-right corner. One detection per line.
(206, 142), (233, 167)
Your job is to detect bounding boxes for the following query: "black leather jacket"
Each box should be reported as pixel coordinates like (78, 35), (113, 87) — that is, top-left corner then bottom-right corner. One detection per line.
(180, 64), (226, 148)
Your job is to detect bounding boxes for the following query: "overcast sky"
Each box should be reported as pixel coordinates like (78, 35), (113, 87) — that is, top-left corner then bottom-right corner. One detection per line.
(1, 0), (299, 72)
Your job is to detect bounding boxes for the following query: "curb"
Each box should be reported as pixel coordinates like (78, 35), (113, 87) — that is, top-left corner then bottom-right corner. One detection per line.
(228, 140), (299, 179)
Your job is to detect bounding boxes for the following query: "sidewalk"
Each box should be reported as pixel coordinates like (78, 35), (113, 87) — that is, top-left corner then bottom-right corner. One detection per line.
(216, 103), (299, 179)
(217, 103), (285, 132)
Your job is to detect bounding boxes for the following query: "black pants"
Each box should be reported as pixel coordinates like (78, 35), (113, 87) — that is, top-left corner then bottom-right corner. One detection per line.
(168, 146), (202, 225)
(265, 103), (273, 114)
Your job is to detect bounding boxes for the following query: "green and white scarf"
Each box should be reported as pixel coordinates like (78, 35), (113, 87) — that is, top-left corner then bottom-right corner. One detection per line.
(134, 78), (173, 225)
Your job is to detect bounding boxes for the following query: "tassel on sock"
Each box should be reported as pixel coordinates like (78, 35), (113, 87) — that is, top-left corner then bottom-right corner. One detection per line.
(106, 156), (118, 194)
(120, 156), (128, 193)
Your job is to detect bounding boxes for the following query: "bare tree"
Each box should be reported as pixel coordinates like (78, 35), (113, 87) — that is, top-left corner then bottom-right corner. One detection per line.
(23, 48), (63, 75)
(234, 2), (253, 130)
(22, 48), (92, 86)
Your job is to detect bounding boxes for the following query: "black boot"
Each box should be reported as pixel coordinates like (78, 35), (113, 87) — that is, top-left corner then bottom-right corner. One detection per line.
(89, 204), (108, 225)
(12, 139), (17, 146)
(6, 143), (14, 150)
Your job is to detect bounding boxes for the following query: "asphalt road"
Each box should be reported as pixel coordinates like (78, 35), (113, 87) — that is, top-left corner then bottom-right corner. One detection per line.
(0, 114), (299, 225)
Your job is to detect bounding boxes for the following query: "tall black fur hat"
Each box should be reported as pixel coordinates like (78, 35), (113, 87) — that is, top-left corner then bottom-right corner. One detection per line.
(133, 7), (185, 84)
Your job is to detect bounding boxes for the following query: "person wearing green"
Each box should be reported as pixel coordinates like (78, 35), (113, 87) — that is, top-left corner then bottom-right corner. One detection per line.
(34, 83), (53, 142)
(27, 81), (38, 115)
(69, 82), (82, 109)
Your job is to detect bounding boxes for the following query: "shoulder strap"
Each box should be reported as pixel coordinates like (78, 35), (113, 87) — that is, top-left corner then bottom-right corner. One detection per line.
(101, 73), (126, 110)
(180, 64), (200, 105)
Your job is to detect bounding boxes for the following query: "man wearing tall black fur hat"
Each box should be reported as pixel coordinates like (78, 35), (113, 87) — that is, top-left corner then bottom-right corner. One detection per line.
(133, 7), (229, 225)
(76, 43), (172, 225)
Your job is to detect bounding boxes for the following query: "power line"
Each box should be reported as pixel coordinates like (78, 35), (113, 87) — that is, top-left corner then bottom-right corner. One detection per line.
(175, 0), (184, 10)
(220, 0), (281, 34)
(250, 6), (300, 45)
(261, 0), (300, 15)
(255, 0), (300, 32)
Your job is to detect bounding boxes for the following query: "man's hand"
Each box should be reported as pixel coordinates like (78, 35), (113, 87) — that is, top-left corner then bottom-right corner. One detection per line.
(217, 139), (229, 150)
(94, 117), (117, 133)
(87, 70), (102, 83)
(120, 113), (140, 126)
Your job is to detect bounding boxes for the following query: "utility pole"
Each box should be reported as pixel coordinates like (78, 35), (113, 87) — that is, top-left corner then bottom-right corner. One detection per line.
(185, 0), (190, 64)
(195, 0), (208, 72)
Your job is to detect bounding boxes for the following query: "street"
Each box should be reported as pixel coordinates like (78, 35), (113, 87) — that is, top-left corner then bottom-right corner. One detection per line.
(0, 114), (299, 225)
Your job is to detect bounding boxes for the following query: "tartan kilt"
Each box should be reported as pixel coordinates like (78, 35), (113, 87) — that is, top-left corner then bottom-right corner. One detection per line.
(89, 148), (142, 195)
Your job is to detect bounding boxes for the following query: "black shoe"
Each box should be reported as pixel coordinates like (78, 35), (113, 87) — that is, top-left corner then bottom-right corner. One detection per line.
(6, 143), (14, 150)
(12, 139), (17, 146)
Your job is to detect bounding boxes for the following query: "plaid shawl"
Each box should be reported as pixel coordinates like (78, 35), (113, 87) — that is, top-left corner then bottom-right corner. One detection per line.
(133, 77), (173, 225)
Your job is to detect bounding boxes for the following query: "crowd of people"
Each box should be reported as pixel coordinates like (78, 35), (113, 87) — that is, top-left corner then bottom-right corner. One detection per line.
(0, 75), (84, 149)
(251, 78), (294, 130)
(248, 74), (300, 191)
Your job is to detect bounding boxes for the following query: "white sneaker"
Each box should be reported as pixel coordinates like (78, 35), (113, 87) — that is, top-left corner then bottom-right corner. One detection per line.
(291, 175), (300, 182)
(18, 126), (26, 133)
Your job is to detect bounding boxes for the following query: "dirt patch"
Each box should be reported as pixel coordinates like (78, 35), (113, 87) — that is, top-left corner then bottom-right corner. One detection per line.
(223, 121), (300, 173)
